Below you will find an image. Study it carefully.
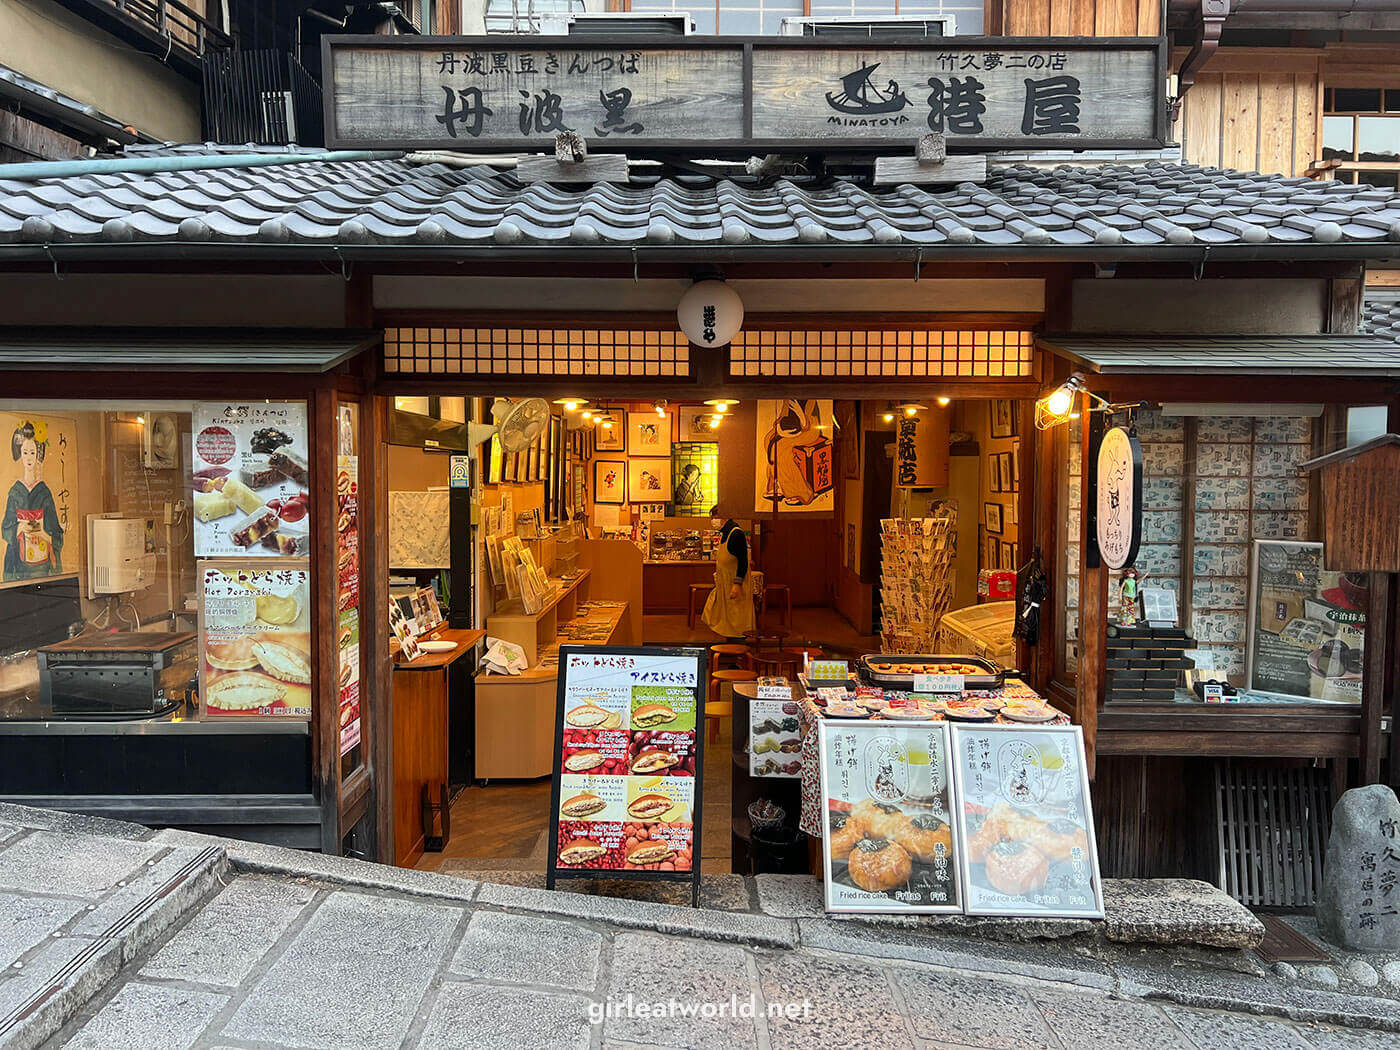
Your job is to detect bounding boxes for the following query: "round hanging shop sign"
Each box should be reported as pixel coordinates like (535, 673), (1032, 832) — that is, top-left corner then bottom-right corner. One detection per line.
(1096, 426), (1143, 571)
(677, 281), (743, 347)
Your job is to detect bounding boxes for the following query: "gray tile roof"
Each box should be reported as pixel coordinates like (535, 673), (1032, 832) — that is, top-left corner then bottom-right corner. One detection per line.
(0, 328), (380, 372)
(2, 151), (1399, 253)
(1364, 291), (1400, 348)
(1039, 334), (1400, 376)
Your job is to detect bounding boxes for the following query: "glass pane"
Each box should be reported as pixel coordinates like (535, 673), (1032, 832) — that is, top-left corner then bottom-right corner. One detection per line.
(1332, 88), (1382, 112)
(1322, 115), (1355, 161)
(1357, 116), (1400, 163)
(1387, 89), (1400, 113)
(1357, 170), (1400, 189)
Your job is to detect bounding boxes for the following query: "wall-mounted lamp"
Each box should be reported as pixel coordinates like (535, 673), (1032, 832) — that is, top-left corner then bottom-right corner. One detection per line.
(1036, 373), (1145, 430)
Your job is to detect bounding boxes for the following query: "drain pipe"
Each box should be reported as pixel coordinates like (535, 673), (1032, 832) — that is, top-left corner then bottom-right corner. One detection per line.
(0, 149), (405, 182)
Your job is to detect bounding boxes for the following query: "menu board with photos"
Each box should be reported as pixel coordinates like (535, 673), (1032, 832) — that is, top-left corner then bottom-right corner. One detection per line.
(192, 402), (309, 558)
(547, 645), (707, 905)
(818, 722), (961, 913)
(1248, 540), (1365, 704)
(749, 698), (802, 779)
(951, 724), (1103, 918)
(337, 454), (362, 756)
(199, 561), (311, 718)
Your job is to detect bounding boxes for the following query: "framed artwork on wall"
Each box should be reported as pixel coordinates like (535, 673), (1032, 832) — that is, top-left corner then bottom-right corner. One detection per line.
(998, 452), (1014, 493)
(594, 459), (626, 503)
(628, 414), (670, 457)
(984, 502), (1003, 534)
(677, 405), (717, 442)
(991, 399), (1016, 439)
(595, 411), (625, 451)
(627, 458), (671, 501)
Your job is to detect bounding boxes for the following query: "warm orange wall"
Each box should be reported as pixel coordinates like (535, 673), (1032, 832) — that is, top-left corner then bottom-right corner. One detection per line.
(992, 0), (1159, 36)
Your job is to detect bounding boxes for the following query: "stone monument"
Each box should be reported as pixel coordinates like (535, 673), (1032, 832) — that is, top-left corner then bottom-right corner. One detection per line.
(1317, 784), (1400, 951)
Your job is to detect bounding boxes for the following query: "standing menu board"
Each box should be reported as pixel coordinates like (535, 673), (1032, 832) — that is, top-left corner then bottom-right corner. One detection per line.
(817, 721), (961, 913)
(951, 724), (1103, 918)
(547, 645), (707, 906)
(1248, 540), (1365, 703)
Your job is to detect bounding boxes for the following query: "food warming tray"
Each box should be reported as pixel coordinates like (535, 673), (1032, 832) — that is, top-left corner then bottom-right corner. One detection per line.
(38, 631), (197, 715)
(859, 654), (1004, 691)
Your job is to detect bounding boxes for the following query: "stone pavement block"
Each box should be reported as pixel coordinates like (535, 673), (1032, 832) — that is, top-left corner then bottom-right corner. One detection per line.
(893, 969), (1059, 1050)
(1102, 880), (1264, 950)
(449, 911), (602, 992)
(755, 874), (823, 919)
(1162, 1005), (1314, 1049)
(64, 981), (228, 1050)
(153, 827), (482, 904)
(140, 875), (317, 988)
(0, 893), (84, 968)
(0, 937), (124, 1050)
(757, 951), (914, 1050)
(476, 881), (797, 948)
(0, 822), (21, 845)
(0, 803), (154, 842)
(221, 890), (461, 1050)
(1030, 990), (1192, 1050)
(605, 932), (760, 1050)
(1301, 1025), (1400, 1049)
(0, 831), (160, 898)
(419, 984), (592, 1050)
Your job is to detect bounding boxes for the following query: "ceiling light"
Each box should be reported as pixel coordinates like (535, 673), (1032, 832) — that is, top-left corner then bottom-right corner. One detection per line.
(704, 398), (738, 414)
(654, 399), (667, 418)
(600, 417), (613, 430)
(898, 402), (927, 417)
(882, 411), (895, 424)
(581, 410), (592, 421)
(936, 396), (951, 407)
(553, 397), (588, 412)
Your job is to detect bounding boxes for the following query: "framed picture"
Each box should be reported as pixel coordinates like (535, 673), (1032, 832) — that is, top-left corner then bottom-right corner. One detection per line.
(595, 411), (625, 451)
(836, 401), (861, 480)
(628, 414), (670, 457)
(527, 445), (540, 483)
(988, 454), (1003, 493)
(502, 449), (517, 483)
(670, 442), (718, 516)
(594, 459), (626, 503)
(984, 502), (1003, 534)
(628, 458), (671, 501)
(986, 535), (1000, 569)
(991, 399), (1016, 439)
(487, 435), (503, 484)
(1001, 542), (1018, 571)
(677, 405), (717, 442)
(998, 452), (1014, 492)
(1011, 441), (1021, 488)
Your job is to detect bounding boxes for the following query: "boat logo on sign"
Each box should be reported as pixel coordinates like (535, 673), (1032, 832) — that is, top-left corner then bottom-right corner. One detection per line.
(826, 64), (910, 126)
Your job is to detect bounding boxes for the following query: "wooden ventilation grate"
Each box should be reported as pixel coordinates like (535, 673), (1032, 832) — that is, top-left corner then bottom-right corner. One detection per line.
(1214, 763), (1333, 909)
(383, 327), (691, 377)
(727, 329), (1035, 378)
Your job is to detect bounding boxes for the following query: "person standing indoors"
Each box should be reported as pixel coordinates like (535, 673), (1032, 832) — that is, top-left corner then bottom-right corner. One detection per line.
(702, 506), (754, 639)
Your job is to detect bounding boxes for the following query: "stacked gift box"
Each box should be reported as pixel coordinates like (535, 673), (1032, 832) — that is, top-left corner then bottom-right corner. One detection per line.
(1105, 625), (1195, 702)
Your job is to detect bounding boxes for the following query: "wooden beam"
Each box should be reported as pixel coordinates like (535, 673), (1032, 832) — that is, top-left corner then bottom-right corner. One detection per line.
(1327, 276), (1364, 333)
(368, 394), (395, 863)
(312, 385), (340, 855)
(1077, 398), (1106, 778)
(515, 154), (629, 185)
(873, 154), (987, 186)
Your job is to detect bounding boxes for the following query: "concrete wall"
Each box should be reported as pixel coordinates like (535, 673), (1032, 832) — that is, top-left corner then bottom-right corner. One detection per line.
(0, 275), (348, 327)
(0, 0), (202, 142)
(1070, 279), (1328, 335)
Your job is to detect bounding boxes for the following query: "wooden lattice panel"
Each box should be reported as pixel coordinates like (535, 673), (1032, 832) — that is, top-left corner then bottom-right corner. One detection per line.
(728, 330), (1035, 378)
(383, 327), (691, 377)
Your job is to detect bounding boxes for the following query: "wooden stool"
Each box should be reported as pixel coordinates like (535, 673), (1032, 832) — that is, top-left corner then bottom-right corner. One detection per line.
(710, 643), (750, 672)
(687, 583), (713, 629)
(706, 669), (756, 744)
(743, 629), (789, 652)
(748, 650), (800, 680)
(758, 583), (793, 631)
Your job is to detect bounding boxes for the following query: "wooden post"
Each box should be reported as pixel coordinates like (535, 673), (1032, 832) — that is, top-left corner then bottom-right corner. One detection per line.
(1361, 572), (1390, 786)
(312, 385), (341, 855)
(1077, 396), (1107, 778)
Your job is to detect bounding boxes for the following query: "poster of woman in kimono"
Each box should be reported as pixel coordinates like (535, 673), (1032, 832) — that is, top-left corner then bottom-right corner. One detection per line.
(1, 414), (76, 586)
(755, 399), (835, 513)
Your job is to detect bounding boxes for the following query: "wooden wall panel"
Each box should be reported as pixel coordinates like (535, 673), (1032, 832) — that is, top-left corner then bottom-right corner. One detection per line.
(1221, 73), (1259, 172)
(997, 0), (1157, 36)
(1179, 69), (1321, 177)
(1183, 74), (1223, 169)
(1257, 72), (1293, 177)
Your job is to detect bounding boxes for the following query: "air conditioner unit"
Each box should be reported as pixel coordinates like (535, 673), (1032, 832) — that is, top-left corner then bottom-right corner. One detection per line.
(538, 12), (694, 36)
(87, 515), (155, 597)
(779, 15), (956, 38)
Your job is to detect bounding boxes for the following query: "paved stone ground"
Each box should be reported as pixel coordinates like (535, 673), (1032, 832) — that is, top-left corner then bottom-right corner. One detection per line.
(36, 872), (1400, 1050)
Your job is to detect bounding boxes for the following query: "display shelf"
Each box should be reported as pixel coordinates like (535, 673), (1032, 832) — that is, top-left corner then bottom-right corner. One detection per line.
(485, 570), (591, 666)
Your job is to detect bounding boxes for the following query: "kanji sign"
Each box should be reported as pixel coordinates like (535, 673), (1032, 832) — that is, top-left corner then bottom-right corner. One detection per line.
(324, 36), (1166, 153)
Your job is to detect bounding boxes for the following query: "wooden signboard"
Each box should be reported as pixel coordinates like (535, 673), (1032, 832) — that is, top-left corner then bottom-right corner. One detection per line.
(324, 36), (1167, 154)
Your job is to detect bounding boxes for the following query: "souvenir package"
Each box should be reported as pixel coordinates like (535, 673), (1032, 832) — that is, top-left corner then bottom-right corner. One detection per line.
(879, 506), (958, 653)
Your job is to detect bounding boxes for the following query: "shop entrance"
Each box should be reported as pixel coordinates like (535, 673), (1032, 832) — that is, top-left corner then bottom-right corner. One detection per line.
(384, 394), (1033, 878)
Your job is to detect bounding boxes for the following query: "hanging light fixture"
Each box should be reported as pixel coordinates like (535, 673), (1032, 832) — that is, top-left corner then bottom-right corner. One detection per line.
(898, 402), (927, 417)
(882, 404), (895, 424)
(704, 398), (738, 414)
(553, 397), (589, 412)
(936, 396), (951, 407)
(654, 399), (668, 418)
(678, 280), (744, 346)
(1036, 375), (1089, 430)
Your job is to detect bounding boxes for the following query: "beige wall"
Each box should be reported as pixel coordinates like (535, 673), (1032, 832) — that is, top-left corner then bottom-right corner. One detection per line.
(1071, 279), (1328, 335)
(0, 0), (201, 142)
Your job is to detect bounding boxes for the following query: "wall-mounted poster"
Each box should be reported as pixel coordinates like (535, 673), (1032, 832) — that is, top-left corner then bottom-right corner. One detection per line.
(627, 458), (670, 502)
(547, 645), (707, 906)
(1248, 540), (1365, 703)
(594, 459), (626, 504)
(199, 561), (312, 719)
(595, 411), (625, 451)
(670, 442), (717, 516)
(836, 401), (860, 480)
(755, 399), (835, 514)
(0, 412), (78, 588)
(818, 721), (961, 913)
(628, 414), (670, 457)
(192, 402), (308, 558)
(677, 405), (717, 442)
(338, 608), (361, 755)
(951, 724), (1103, 918)
(142, 412), (179, 470)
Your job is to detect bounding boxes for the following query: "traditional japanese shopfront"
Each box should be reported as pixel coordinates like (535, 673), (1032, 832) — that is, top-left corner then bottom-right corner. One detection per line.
(0, 32), (1398, 893)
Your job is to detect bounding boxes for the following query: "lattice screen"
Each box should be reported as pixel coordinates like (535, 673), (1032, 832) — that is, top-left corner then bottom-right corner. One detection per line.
(728, 330), (1035, 378)
(383, 327), (691, 377)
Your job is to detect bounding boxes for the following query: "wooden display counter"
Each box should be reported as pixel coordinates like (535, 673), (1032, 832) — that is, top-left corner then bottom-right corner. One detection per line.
(643, 559), (715, 614)
(474, 539), (643, 781)
(392, 626), (485, 868)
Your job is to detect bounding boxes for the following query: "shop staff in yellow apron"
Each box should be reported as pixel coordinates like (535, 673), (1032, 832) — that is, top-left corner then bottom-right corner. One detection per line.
(702, 506), (755, 639)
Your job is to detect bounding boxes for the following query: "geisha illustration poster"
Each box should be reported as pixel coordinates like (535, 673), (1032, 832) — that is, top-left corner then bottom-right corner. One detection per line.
(754, 400), (835, 514)
(0, 413), (78, 589)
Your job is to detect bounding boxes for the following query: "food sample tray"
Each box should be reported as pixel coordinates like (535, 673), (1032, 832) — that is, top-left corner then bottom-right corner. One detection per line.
(859, 654), (1003, 691)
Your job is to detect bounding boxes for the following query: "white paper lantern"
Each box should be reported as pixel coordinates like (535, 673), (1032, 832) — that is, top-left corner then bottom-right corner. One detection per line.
(677, 281), (744, 347)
